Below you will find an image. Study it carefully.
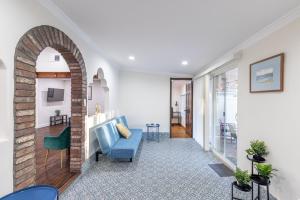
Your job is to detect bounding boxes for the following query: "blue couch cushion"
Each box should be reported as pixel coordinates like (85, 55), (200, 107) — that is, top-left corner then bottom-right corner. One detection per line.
(110, 130), (142, 159)
(116, 116), (129, 128)
(95, 122), (119, 155)
(109, 119), (121, 141)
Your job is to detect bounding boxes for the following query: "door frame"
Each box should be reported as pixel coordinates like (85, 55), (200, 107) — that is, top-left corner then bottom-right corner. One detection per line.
(169, 78), (193, 138)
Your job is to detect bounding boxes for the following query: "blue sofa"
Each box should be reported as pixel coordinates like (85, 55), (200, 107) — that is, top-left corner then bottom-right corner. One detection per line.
(94, 116), (142, 162)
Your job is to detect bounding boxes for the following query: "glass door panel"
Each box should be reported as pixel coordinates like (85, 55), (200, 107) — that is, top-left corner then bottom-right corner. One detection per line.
(212, 68), (238, 166)
(224, 68), (238, 165)
(213, 74), (226, 155)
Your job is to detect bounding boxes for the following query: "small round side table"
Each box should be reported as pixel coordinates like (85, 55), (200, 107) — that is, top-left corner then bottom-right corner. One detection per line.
(232, 181), (252, 200)
(146, 123), (160, 142)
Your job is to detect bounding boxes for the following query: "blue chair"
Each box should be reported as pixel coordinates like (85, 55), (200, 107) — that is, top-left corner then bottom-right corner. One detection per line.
(0, 185), (58, 200)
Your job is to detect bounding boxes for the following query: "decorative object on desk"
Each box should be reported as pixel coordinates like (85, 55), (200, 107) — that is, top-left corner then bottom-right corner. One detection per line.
(55, 109), (60, 116)
(250, 53), (284, 93)
(234, 168), (251, 188)
(255, 163), (277, 182)
(95, 103), (101, 115)
(88, 85), (92, 100)
(174, 101), (179, 112)
(246, 140), (268, 162)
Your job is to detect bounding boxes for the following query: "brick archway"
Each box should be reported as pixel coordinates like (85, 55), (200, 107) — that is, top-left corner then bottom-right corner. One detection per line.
(14, 25), (87, 190)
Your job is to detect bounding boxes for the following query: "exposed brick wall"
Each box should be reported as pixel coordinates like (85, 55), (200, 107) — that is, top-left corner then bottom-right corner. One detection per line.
(14, 25), (87, 190)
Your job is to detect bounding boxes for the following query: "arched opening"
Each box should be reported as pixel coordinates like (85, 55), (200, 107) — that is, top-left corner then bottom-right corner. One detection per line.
(13, 25), (87, 191)
(35, 47), (73, 188)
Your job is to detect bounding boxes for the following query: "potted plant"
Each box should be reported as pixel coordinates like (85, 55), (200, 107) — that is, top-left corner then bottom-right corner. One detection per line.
(255, 163), (277, 184)
(234, 168), (251, 188)
(55, 110), (61, 116)
(246, 140), (268, 161)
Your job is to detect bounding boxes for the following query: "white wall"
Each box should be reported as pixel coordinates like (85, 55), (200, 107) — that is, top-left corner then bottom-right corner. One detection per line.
(36, 47), (69, 72)
(0, 1), (120, 196)
(36, 79), (71, 128)
(194, 18), (300, 200)
(237, 18), (300, 200)
(193, 75), (211, 151)
(119, 71), (170, 132)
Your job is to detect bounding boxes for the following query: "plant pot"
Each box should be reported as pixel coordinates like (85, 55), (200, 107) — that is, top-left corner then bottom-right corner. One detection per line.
(55, 110), (61, 116)
(251, 174), (270, 186)
(236, 181), (251, 190)
(253, 154), (265, 162)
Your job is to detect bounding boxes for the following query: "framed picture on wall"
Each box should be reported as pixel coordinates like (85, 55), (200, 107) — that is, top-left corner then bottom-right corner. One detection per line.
(250, 53), (284, 93)
(88, 86), (92, 100)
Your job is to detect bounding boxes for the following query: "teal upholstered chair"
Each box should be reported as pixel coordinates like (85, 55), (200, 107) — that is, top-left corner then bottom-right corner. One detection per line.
(44, 126), (71, 168)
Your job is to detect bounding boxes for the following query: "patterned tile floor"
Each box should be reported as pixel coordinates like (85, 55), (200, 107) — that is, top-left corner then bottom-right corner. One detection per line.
(61, 134), (275, 200)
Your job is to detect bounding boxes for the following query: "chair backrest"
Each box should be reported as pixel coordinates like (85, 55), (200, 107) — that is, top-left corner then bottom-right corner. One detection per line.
(115, 115), (128, 128)
(94, 121), (120, 154)
(59, 126), (71, 148)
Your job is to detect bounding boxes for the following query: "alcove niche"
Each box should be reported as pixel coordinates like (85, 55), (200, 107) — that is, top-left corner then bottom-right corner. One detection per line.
(85, 68), (110, 160)
(87, 68), (109, 116)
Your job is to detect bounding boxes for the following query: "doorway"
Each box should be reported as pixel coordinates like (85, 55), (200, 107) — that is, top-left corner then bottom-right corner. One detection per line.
(170, 78), (193, 138)
(34, 47), (76, 190)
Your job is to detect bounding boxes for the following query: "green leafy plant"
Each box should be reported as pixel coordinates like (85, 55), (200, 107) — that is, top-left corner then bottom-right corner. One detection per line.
(234, 168), (251, 186)
(255, 163), (277, 179)
(245, 140), (269, 157)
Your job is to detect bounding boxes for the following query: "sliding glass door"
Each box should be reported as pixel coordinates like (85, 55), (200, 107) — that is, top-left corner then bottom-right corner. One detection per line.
(212, 68), (238, 166)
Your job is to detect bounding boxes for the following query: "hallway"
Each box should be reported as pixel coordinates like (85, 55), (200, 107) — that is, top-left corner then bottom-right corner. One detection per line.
(171, 125), (191, 138)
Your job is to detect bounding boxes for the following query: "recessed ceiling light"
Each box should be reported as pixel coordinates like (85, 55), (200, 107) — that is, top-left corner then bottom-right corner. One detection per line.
(128, 56), (135, 61)
(181, 60), (188, 66)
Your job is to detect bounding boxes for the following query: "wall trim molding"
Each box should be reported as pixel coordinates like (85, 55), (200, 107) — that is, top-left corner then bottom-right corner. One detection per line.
(195, 5), (300, 77)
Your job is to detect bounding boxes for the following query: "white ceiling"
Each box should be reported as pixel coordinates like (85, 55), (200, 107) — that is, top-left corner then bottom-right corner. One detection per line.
(52, 0), (300, 75)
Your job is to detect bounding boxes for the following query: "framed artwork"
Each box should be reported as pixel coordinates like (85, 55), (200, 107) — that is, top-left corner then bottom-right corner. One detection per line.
(88, 86), (92, 100)
(250, 53), (284, 93)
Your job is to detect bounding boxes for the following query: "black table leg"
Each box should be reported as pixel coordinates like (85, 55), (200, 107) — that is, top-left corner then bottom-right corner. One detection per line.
(267, 184), (270, 200)
(95, 150), (102, 162)
(258, 185), (260, 200)
(252, 182), (253, 200)
(147, 126), (149, 141)
(157, 126), (159, 142)
(231, 183), (233, 200)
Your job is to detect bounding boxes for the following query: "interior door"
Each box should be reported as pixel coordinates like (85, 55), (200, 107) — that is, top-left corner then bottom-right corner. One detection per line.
(185, 82), (193, 136)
